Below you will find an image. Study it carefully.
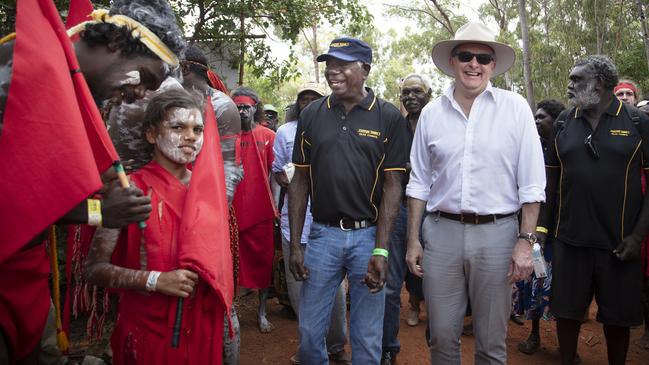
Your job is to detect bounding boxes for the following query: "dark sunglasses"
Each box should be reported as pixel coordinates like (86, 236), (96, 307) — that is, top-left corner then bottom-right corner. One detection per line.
(584, 134), (599, 160)
(453, 51), (494, 65)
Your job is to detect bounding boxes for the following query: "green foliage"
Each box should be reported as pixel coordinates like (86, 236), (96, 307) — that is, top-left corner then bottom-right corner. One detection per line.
(478, 0), (649, 104)
(173, 0), (372, 87)
(0, 0), (110, 36)
(244, 66), (303, 125)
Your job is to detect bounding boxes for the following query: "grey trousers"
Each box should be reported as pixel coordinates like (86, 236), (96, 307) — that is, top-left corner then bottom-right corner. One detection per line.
(281, 236), (348, 353)
(421, 213), (517, 365)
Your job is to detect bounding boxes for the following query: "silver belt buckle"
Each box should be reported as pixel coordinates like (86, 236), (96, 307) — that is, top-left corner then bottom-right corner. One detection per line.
(339, 218), (352, 231)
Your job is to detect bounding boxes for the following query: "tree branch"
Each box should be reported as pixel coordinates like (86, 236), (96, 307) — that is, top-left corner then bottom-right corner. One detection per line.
(429, 0), (455, 34)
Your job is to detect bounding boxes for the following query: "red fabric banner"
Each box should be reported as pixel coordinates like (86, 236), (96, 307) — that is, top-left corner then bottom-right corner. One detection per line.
(0, 0), (102, 263)
(177, 98), (234, 314)
(44, 0), (119, 173)
(65, 0), (93, 29)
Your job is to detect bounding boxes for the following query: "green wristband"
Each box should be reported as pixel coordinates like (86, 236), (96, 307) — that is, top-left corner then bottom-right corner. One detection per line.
(372, 248), (389, 259)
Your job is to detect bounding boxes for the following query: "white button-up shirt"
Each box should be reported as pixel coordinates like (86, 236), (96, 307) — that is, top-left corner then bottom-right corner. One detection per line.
(406, 83), (546, 214)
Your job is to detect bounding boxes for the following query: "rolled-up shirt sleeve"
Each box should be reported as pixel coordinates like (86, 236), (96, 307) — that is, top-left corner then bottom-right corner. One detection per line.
(516, 105), (546, 204)
(406, 110), (433, 202)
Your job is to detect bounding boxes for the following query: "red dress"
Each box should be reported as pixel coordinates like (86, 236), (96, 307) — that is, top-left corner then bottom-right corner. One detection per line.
(110, 162), (224, 365)
(233, 125), (277, 288)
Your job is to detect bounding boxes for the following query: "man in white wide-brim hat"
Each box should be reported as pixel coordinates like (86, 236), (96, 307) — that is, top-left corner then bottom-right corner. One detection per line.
(405, 22), (546, 364)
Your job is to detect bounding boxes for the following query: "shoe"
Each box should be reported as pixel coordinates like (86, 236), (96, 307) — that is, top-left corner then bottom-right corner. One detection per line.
(328, 349), (351, 365)
(510, 313), (525, 325)
(517, 335), (540, 354)
(407, 308), (420, 326)
(289, 353), (300, 365)
(381, 351), (398, 365)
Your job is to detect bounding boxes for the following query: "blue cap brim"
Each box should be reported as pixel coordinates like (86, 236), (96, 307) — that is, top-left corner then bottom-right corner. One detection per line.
(316, 51), (359, 63)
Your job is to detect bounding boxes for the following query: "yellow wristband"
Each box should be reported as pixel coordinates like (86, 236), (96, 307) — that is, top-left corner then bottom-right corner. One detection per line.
(372, 248), (389, 259)
(535, 226), (548, 234)
(87, 199), (102, 227)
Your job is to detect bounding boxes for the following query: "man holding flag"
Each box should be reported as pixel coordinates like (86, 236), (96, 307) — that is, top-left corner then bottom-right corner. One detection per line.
(0, 0), (186, 363)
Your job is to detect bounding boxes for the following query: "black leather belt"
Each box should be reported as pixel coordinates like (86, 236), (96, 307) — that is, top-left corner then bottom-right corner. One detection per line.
(318, 218), (375, 231)
(436, 211), (516, 225)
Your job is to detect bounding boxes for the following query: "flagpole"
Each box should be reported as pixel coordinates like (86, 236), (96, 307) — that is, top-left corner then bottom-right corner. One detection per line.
(112, 161), (147, 229)
(171, 297), (184, 347)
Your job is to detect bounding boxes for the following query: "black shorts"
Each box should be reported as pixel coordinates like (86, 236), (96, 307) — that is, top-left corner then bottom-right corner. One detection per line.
(551, 240), (642, 327)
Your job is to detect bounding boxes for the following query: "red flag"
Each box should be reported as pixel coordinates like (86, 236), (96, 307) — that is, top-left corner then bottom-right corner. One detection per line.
(0, 0), (102, 263)
(65, 0), (93, 29)
(43, 0), (118, 172)
(177, 98), (234, 314)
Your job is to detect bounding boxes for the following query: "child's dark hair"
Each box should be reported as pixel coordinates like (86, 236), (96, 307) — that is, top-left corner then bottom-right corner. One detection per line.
(143, 89), (202, 133)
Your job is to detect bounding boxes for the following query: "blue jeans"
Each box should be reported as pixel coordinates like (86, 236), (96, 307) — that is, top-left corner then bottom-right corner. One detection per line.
(299, 222), (385, 365)
(382, 204), (408, 353)
(281, 237), (347, 353)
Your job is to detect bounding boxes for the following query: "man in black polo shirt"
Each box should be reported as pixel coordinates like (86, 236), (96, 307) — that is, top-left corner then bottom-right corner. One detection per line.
(539, 55), (649, 365)
(288, 37), (409, 365)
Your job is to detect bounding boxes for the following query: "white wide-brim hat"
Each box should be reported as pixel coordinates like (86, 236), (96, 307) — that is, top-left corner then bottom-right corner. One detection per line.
(431, 22), (516, 77)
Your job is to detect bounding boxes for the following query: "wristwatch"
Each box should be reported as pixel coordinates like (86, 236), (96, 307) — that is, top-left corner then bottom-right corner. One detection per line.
(517, 232), (537, 245)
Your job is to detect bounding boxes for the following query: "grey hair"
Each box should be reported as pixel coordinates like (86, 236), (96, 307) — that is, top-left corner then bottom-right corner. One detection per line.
(574, 55), (619, 91)
(401, 73), (432, 92)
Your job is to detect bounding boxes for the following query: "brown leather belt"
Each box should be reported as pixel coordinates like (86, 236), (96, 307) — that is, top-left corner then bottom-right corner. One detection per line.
(436, 211), (516, 225)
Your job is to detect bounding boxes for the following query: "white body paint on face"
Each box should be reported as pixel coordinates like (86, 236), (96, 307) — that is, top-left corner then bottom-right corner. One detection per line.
(119, 70), (141, 86)
(155, 107), (204, 165)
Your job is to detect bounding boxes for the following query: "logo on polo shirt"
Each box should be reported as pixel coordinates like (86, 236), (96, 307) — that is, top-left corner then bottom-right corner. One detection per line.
(610, 129), (630, 136)
(330, 42), (350, 48)
(357, 128), (381, 139)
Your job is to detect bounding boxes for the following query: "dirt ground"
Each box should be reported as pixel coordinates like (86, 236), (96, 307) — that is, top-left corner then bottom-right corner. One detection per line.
(237, 287), (649, 365)
(68, 287), (649, 364)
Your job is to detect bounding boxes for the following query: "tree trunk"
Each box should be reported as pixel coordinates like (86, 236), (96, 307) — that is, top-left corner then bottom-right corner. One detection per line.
(312, 23), (320, 83)
(518, 0), (535, 108)
(238, 11), (245, 86)
(637, 0), (649, 73)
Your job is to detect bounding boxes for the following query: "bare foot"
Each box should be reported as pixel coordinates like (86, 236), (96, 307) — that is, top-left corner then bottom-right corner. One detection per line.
(258, 314), (274, 333)
(636, 332), (649, 349)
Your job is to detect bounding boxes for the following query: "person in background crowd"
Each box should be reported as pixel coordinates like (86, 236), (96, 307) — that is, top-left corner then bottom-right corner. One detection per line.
(515, 99), (565, 355)
(231, 87), (278, 333)
(637, 98), (649, 351)
(614, 79), (641, 106)
(381, 73), (432, 365)
(180, 45), (243, 364)
(262, 104), (280, 131)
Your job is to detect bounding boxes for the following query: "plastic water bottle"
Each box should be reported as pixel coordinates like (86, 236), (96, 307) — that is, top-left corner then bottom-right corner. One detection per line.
(532, 242), (548, 278)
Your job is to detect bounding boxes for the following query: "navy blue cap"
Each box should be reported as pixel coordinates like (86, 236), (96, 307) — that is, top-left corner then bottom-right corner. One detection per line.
(316, 37), (372, 65)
